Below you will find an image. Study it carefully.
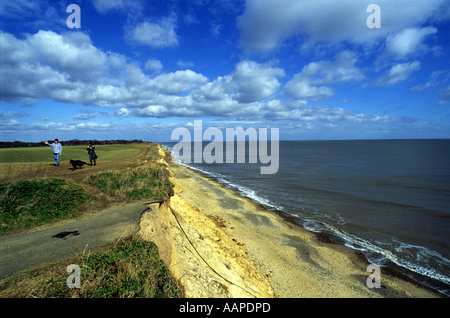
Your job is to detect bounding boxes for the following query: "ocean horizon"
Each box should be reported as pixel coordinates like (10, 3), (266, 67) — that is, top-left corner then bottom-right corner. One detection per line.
(163, 139), (450, 296)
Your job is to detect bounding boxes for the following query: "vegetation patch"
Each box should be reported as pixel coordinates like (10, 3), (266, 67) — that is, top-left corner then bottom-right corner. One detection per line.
(0, 238), (183, 298)
(0, 178), (91, 233)
(0, 144), (182, 298)
(88, 167), (174, 201)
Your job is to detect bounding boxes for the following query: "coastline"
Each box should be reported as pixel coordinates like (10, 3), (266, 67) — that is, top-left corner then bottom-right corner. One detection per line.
(138, 145), (444, 298)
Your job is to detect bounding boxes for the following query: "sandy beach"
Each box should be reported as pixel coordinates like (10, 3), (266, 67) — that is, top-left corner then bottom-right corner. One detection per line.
(137, 145), (443, 298)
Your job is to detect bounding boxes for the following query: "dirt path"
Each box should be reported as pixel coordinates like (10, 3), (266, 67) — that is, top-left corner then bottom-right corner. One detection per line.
(0, 202), (148, 279)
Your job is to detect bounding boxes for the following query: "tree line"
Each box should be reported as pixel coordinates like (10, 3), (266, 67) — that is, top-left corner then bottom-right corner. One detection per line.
(0, 139), (145, 148)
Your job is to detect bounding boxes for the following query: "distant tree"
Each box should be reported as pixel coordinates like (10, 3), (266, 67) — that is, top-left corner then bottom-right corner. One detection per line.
(0, 139), (145, 148)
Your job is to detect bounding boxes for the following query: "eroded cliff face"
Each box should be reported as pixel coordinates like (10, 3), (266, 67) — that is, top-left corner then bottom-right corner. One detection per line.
(138, 199), (275, 298)
(137, 145), (275, 298)
(137, 145), (443, 299)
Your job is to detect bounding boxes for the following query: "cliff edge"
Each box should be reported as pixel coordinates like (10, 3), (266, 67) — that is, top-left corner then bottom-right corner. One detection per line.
(137, 145), (274, 298)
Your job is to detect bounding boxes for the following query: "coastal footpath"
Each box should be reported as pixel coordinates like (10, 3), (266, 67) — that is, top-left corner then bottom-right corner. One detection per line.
(137, 145), (442, 298)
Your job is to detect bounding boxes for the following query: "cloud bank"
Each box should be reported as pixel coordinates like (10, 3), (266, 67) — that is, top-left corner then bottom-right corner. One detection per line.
(1, 0), (449, 141)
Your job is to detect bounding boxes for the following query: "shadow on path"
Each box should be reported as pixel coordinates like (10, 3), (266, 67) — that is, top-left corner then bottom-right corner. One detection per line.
(0, 202), (148, 279)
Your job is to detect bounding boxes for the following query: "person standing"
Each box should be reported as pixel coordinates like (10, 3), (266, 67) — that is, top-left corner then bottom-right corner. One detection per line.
(87, 141), (98, 166)
(44, 139), (62, 166)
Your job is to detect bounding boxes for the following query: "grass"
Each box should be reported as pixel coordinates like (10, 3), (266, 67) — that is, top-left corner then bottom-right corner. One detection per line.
(0, 144), (144, 163)
(0, 143), (150, 183)
(0, 178), (91, 233)
(0, 143), (174, 234)
(87, 167), (174, 201)
(0, 142), (183, 298)
(0, 237), (183, 298)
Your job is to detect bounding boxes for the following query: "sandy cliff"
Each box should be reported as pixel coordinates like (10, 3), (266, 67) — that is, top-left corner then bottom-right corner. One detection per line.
(137, 145), (442, 298)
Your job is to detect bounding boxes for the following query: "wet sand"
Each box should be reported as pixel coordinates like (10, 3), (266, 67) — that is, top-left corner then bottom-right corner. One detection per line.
(138, 146), (443, 298)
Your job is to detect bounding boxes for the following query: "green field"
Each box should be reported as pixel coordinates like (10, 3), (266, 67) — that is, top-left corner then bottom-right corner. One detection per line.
(0, 142), (173, 233)
(0, 142), (182, 298)
(0, 144), (145, 163)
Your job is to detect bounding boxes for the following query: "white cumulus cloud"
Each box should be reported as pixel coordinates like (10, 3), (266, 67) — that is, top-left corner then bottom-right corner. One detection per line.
(237, 0), (447, 53)
(374, 61), (421, 86)
(386, 27), (438, 58)
(284, 51), (365, 101)
(127, 18), (178, 48)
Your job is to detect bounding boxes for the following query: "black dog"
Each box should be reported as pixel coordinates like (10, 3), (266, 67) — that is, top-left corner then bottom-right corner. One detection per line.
(70, 159), (89, 170)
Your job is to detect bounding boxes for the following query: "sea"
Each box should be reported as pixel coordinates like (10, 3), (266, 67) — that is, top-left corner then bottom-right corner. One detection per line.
(162, 139), (450, 296)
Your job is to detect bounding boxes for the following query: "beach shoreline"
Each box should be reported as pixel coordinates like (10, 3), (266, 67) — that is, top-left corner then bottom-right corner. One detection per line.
(137, 145), (444, 298)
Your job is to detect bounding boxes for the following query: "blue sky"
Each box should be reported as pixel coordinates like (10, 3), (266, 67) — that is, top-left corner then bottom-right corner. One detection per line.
(1, 0), (450, 142)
